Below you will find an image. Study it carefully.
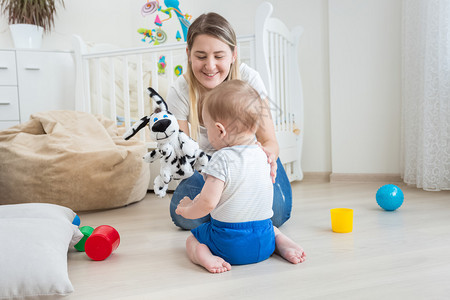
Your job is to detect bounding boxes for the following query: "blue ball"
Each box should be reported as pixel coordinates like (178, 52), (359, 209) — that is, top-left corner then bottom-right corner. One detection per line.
(376, 184), (404, 211)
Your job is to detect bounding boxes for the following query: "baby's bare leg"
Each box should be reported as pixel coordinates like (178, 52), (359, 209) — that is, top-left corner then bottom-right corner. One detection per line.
(186, 235), (231, 273)
(273, 227), (306, 264)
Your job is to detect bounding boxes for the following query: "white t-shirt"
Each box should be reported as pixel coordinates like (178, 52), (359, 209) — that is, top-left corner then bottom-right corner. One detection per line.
(165, 63), (269, 155)
(202, 145), (274, 223)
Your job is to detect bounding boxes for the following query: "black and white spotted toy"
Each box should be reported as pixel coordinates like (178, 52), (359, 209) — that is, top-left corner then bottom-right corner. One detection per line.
(123, 88), (208, 197)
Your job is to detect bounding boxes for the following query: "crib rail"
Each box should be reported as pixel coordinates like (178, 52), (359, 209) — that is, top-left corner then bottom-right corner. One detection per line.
(255, 2), (304, 181)
(73, 38), (187, 135)
(73, 35), (255, 147)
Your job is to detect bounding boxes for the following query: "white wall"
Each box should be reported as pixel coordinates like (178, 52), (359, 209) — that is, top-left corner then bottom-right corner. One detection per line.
(0, 0), (402, 176)
(328, 0), (402, 175)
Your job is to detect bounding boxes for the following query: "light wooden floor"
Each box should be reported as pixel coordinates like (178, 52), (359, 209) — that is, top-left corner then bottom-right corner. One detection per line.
(67, 182), (450, 300)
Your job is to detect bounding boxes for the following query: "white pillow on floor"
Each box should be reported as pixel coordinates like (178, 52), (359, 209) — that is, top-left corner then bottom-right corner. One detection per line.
(0, 203), (82, 299)
(0, 203), (77, 221)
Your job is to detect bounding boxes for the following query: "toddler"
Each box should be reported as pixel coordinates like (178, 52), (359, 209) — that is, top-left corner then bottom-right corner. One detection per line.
(176, 80), (305, 273)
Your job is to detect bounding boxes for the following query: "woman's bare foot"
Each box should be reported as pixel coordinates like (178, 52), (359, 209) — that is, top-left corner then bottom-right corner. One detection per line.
(274, 227), (306, 264)
(186, 235), (231, 273)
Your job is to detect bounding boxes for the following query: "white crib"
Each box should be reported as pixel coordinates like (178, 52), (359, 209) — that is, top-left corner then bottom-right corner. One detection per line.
(72, 2), (304, 183)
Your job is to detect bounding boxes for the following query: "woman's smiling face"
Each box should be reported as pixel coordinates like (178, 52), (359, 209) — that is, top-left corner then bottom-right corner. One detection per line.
(188, 34), (236, 90)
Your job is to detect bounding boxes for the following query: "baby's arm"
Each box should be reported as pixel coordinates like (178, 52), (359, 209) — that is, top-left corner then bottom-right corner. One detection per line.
(175, 175), (224, 219)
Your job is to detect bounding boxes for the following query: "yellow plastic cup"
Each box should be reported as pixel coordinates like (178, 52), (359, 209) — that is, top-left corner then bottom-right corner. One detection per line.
(330, 208), (353, 233)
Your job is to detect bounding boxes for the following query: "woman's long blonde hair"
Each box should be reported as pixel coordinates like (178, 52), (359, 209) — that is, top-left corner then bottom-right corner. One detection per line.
(186, 12), (241, 140)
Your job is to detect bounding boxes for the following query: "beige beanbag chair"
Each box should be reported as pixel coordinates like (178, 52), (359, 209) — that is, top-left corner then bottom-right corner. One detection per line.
(0, 111), (150, 211)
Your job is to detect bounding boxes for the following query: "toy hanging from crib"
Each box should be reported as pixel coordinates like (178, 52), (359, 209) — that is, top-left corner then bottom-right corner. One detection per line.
(123, 88), (208, 197)
(158, 55), (167, 74)
(174, 65), (183, 77)
(138, 0), (191, 45)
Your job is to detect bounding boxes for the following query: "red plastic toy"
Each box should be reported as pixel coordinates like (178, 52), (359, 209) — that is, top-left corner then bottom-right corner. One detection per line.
(84, 225), (120, 261)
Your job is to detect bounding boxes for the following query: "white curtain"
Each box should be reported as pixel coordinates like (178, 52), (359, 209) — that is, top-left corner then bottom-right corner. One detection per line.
(402, 0), (450, 191)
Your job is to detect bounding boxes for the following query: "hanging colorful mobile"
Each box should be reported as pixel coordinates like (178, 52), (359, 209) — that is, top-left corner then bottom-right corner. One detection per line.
(141, 0), (159, 16)
(138, 0), (191, 45)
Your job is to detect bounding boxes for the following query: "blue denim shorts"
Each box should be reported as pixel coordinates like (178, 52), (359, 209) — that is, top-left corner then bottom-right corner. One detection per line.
(191, 218), (276, 265)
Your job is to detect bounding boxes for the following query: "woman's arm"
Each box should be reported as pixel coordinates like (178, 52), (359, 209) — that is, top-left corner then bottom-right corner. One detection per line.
(256, 98), (279, 182)
(256, 98), (279, 157)
(178, 120), (190, 136)
(175, 175), (224, 219)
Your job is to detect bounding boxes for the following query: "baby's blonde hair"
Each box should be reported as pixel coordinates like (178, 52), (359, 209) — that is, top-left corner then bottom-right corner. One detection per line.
(203, 80), (262, 134)
(186, 12), (241, 140)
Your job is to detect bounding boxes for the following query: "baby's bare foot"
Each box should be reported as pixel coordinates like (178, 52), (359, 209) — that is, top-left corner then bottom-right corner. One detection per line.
(195, 244), (231, 273)
(274, 230), (306, 264)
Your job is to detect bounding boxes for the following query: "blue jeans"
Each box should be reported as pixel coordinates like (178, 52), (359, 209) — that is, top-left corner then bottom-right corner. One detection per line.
(170, 158), (292, 229)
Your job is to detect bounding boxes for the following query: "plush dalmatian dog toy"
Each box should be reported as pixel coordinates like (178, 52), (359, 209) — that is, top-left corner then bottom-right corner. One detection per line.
(123, 88), (208, 197)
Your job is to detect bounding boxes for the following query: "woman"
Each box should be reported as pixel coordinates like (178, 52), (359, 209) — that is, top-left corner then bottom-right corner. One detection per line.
(166, 12), (292, 230)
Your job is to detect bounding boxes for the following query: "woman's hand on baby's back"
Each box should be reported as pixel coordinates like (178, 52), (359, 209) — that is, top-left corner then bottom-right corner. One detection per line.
(257, 142), (278, 183)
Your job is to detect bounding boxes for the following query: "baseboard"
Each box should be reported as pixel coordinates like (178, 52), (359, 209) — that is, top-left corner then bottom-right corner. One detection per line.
(302, 172), (331, 182)
(329, 173), (402, 183)
(301, 172), (403, 183)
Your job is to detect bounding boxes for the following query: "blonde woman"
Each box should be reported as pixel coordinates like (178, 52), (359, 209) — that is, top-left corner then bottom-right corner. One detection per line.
(166, 12), (292, 229)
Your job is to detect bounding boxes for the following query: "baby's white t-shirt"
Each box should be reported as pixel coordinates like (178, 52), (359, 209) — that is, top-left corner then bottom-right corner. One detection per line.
(202, 145), (274, 223)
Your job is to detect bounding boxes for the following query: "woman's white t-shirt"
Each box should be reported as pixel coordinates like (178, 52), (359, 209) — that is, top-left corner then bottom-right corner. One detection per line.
(165, 63), (268, 155)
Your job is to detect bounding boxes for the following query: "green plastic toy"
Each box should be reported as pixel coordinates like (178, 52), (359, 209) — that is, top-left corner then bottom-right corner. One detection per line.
(74, 226), (94, 252)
